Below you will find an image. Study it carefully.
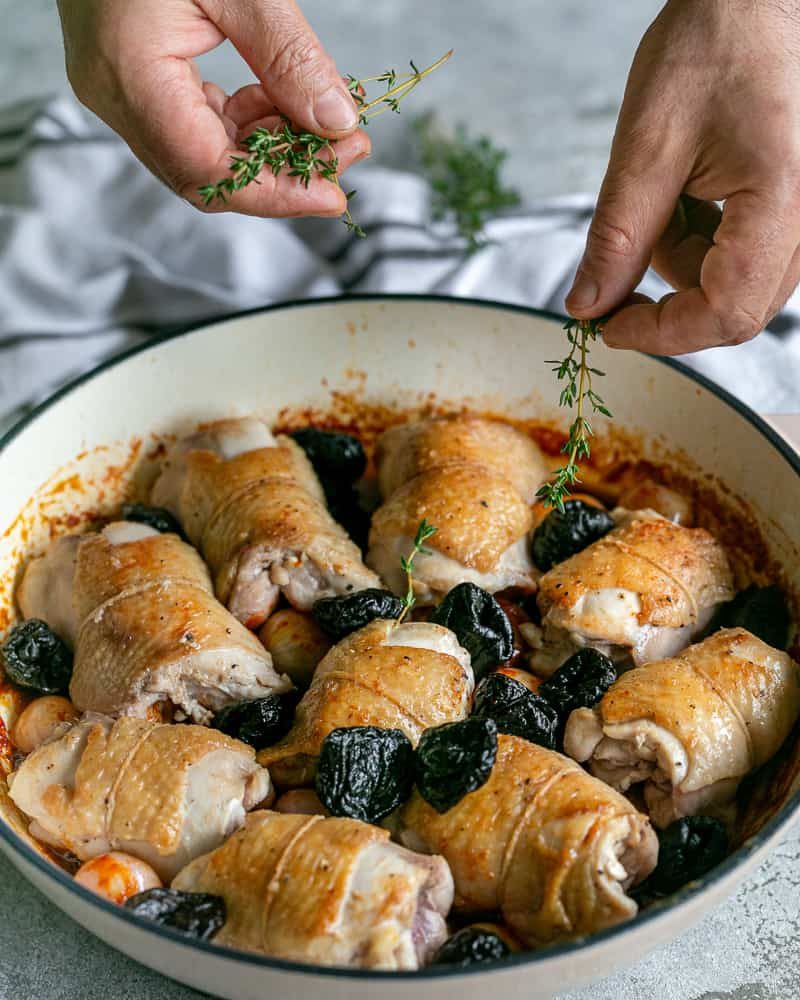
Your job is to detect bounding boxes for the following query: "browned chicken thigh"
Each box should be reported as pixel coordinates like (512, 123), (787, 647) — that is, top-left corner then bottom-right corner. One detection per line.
(18, 522), (289, 722)
(8, 715), (270, 880)
(375, 415), (548, 503)
(258, 619), (473, 785)
(151, 418), (380, 627)
(172, 810), (453, 969)
(399, 734), (657, 947)
(564, 628), (800, 827)
(532, 509), (734, 674)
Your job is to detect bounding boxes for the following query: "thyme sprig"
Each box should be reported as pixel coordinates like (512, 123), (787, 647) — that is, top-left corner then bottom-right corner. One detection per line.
(414, 113), (520, 253)
(199, 50), (453, 236)
(536, 318), (612, 512)
(397, 519), (438, 623)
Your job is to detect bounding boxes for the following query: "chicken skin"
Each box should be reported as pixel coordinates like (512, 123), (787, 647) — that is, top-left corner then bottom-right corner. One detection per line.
(375, 415), (548, 503)
(564, 628), (800, 827)
(532, 509), (734, 674)
(151, 418), (380, 628)
(18, 522), (289, 723)
(368, 464), (537, 604)
(8, 715), (270, 881)
(258, 620), (473, 786)
(172, 810), (453, 970)
(400, 734), (657, 947)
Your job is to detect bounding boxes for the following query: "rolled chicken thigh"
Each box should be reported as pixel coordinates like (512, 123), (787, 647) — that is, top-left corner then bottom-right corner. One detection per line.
(564, 628), (800, 826)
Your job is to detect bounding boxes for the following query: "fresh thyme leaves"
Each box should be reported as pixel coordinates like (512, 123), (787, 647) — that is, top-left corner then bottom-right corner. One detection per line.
(199, 51), (453, 237)
(413, 113), (520, 253)
(398, 520), (438, 623)
(536, 318), (612, 512)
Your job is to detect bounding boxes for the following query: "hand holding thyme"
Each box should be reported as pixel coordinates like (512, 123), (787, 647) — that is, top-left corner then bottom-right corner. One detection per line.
(398, 520), (438, 623)
(200, 51), (453, 236)
(536, 318), (612, 511)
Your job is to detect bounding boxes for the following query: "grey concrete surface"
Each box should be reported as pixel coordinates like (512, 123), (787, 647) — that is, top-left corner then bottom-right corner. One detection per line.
(1, 2), (798, 999)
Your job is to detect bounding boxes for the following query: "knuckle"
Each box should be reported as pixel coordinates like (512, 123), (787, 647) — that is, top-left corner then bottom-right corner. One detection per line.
(713, 303), (763, 345)
(264, 33), (326, 91)
(587, 215), (638, 261)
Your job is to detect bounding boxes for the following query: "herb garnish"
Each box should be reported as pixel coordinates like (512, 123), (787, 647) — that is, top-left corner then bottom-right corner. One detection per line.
(413, 113), (520, 253)
(199, 51), (453, 236)
(398, 519), (438, 623)
(536, 317), (612, 512)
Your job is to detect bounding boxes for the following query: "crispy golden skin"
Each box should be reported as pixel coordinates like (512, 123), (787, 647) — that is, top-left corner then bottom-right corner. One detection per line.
(8, 717), (268, 880)
(68, 530), (287, 721)
(400, 735), (657, 947)
(370, 464), (534, 575)
(565, 629), (800, 825)
(258, 620), (473, 786)
(375, 416), (548, 502)
(172, 810), (453, 969)
(538, 512), (734, 632)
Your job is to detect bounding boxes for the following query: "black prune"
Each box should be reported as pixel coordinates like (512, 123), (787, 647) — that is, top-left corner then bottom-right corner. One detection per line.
(290, 428), (366, 485)
(312, 589), (403, 642)
(322, 479), (371, 552)
(124, 888), (226, 941)
(1, 619), (72, 694)
(414, 717), (498, 814)
(539, 648), (617, 717)
(120, 503), (184, 537)
(429, 583), (514, 681)
(210, 693), (297, 750)
(708, 585), (791, 650)
(472, 672), (559, 750)
(635, 816), (729, 899)
(532, 500), (614, 572)
(432, 926), (511, 967)
(315, 726), (415, 823)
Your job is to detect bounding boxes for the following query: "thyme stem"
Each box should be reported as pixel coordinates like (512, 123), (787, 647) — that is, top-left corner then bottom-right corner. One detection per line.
(398, 520), (438, 624)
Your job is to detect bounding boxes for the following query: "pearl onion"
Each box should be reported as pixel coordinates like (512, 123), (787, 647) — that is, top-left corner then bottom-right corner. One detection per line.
(12, 696), (79, 754)
(259, 609), (331, 687)
(495, 666), (541, 693)
(274, 789), (328, 816)
(74, 852), (162, 904)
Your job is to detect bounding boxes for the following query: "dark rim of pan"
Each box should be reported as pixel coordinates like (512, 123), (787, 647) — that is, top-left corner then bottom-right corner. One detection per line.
(0, 293), (798, 980)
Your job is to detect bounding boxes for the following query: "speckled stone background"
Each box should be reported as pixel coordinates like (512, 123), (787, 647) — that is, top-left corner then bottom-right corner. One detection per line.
(1, 2), (799, 998)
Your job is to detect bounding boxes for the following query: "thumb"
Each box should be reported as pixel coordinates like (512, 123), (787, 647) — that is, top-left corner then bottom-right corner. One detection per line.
(209, 0), (358, 138)
(566, 143), (687, 319)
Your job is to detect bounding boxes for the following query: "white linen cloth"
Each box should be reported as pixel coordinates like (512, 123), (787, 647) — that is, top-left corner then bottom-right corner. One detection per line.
(2, 94), (800, 434)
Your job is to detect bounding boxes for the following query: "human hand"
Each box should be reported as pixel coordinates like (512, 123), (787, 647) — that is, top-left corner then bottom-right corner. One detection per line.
(56, 0), (370, 218)
(566, 0), (800, 354)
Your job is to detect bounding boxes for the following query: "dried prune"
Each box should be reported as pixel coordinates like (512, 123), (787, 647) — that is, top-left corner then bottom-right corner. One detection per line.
(414, 717), (497, 814)
(539, 648), (616, 718)
(322, 479), (371, 551)
(532, 500), (614, 572)
(472, 672), (559, 750)
(429, 583), (513, 681)
(290, 428), (366, 485)
(708, 585), (791, 650)
(432, 926), (511, 967)
(312, 589), (403, 642)
(210, 693), (297, 750)
(315, 726), (415, 823)
(120, 503), (184, 537)
(635, 816), (728, 899)
(1, 620), (72, 694)
(124, 888), (226, 941)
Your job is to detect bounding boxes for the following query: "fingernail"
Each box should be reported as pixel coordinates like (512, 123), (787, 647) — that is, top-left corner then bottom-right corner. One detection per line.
(314, 86), (358, 132)
(566, 268), (599, 311)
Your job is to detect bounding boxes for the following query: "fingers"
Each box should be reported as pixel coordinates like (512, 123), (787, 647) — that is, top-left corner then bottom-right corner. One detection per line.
(202, 0), (359, 138)
(601, 187), (800, 354)
(119, 57), (362, 218)
(651, 195), (721, 290)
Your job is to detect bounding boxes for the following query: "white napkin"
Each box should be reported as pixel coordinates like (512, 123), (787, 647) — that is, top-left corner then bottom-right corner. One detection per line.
(2, 94), (800, 434)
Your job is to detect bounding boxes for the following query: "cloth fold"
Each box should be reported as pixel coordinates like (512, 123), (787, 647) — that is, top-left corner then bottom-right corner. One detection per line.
(2, 95), (800, 434)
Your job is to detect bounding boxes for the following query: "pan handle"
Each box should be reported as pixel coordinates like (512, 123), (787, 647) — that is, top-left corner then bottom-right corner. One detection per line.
(763, 414), (800, 450)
